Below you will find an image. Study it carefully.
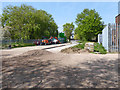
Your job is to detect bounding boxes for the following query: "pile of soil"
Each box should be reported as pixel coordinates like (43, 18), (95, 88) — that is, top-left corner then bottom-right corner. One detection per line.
(22, 49), (52, 57)
(9, 49), (53, 60)
(61, 47), (89, 54)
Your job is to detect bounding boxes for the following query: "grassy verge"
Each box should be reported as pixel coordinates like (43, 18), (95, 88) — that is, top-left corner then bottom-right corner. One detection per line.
(2, 43), (36, 49)
(72, 41), (86, 49)
(72, 41), (107, 54)
(94, 42), (107, 54)
(12, 43), (36, 48)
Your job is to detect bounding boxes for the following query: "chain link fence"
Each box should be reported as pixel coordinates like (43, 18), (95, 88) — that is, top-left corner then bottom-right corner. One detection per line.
(1, 37), (66, 49)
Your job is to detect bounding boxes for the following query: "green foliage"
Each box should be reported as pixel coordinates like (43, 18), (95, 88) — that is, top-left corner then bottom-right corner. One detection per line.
(94, 43), (107, 54)
(1, 4), (58, 40)
(72, 42), (107, 54)
(75, 9), (105, 41)
(78, 40), (87, 43)
(63, 22), (74, 41)
(72, 41), (86, 49)
(72, 44), (84, 49)
(11, 42), (35, 48)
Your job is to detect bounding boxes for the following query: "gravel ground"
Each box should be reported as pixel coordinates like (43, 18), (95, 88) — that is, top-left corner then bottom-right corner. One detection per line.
(2, 48), (118, 88)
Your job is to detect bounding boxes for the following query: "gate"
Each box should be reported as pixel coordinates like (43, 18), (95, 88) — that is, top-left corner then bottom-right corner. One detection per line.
(108, 24), (119, 52)
(99, 23), (119, 52)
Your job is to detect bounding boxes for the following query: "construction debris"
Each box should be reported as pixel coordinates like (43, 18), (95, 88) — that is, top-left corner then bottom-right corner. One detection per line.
(84, 42), (94, 52)
(61, 47), (89, 54)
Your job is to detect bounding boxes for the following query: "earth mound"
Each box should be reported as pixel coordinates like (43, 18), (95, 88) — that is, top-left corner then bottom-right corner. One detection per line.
(61, 47), (89, 54)
(22, 49), (52, 57)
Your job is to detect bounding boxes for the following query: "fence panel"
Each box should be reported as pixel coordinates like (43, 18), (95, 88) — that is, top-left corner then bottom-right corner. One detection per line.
(100, 23), (119, 52)
(108, 24), (119, 52)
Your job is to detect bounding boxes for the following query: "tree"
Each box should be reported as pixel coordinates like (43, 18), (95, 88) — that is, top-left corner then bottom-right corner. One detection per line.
(75, 9), (105, 41)
(63, 22), (74, 42)
(1, 4), (58, 40)
(1, 4), (36, 39)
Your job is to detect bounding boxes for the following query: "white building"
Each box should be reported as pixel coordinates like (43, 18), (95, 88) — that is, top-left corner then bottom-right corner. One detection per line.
(98, 34), (102, 44)
(101, 25), (109, 51)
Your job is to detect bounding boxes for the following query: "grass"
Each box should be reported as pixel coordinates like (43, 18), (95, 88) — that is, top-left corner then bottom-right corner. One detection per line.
(2, 42), (36, 49)
(72, 41), (86, 49)
(78, 40), (84, 43)
(72, 40), (107, 54)
(12, 43), (36, 48)
(94, 42), (107, 54)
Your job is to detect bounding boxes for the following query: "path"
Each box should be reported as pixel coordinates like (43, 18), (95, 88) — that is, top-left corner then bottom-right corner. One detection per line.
(1, 42), (78, 58)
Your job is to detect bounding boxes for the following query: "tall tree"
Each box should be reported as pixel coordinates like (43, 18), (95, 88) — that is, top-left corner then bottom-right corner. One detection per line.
(63, 22), (74, 42)
(1, 4), (58, 40)
(75, 9), (105, 41)
(2, 4), (36, 39)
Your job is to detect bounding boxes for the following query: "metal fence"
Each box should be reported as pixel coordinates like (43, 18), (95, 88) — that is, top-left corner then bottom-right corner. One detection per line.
(1, 38), (66, 46)
(2, 38), (37, 45)
(108, 24), (119, 52)
(100, 23), (119, 52)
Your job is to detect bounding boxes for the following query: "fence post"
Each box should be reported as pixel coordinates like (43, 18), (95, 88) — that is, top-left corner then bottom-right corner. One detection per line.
(108, 23), (112, 52)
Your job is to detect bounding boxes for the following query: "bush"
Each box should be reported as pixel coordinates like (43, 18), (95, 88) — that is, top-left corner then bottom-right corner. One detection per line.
(72, 42), (107, 54)
(94, 43), (107, 54)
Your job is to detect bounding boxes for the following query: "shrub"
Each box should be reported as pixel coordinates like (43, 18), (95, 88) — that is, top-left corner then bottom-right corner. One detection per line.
(94, 43), (107, 54)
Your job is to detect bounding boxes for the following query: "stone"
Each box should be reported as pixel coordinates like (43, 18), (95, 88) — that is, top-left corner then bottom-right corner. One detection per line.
(84, 42), (94, 52)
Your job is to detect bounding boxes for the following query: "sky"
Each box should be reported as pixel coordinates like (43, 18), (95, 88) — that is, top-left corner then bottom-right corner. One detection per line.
(1, 2), (118, 32)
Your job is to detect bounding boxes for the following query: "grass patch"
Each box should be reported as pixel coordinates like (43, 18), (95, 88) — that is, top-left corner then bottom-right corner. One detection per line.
(94, 43), (107, 54)
(72, 41), (107, 54)
(2, 42), (36, 49)
(11, 43), (36, 48)
(72, 41), (86, 49)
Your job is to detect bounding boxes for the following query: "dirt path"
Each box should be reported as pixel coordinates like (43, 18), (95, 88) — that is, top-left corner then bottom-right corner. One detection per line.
(2, 49), (118, 88)
(1, 43), (72, 58)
